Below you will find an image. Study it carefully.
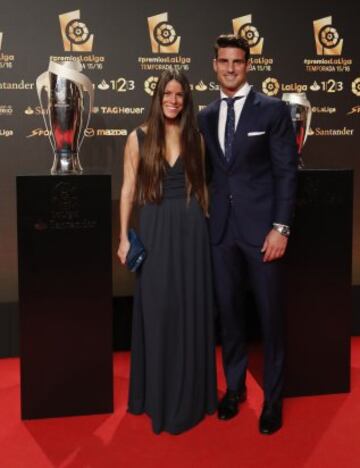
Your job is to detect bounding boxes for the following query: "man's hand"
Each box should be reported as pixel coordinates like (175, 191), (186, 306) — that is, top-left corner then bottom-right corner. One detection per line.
(261, 229), (288, 262)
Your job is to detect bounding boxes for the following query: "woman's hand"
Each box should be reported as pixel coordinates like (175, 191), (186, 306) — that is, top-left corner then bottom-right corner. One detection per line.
(118, 130), (140, 266)
(117, 237), (130, 265)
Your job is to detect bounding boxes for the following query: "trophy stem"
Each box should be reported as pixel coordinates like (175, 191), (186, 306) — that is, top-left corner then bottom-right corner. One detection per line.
(51, 152), (83, 175)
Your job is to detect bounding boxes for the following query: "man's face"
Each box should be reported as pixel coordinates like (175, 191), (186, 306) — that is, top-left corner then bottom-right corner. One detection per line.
(213, 47), (250, 96)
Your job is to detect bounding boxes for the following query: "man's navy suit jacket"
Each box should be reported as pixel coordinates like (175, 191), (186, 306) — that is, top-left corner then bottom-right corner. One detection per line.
(198, 88), (298, 246)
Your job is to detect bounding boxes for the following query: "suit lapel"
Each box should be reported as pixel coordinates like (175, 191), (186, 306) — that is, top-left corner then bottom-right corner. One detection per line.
(206, 99), (228, 170)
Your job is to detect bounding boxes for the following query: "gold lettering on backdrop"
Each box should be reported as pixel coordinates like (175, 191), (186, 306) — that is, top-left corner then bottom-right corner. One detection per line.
(314, 127), (354, 136)
(312, 106), (336, 114)
(231, 15), (274, 71)
(0, 80), (34, 90)
(303, 17), (351, 73)
(97, 107), (145, 115)
(0, 105), (13, 115)
(137, 13), (191, 71)
(0, 129), (14, 137)
(0, 33), (16, 68)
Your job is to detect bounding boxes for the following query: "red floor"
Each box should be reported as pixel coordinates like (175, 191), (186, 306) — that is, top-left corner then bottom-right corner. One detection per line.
(1, 339), (360, 468)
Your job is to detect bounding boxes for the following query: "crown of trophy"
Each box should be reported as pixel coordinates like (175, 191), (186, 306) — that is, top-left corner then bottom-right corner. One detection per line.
(36, 60), (94, 175)
(282, 93), (312, 169)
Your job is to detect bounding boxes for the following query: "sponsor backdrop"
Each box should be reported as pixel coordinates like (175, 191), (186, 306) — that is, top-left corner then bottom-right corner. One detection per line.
(0, 0), (359, 309)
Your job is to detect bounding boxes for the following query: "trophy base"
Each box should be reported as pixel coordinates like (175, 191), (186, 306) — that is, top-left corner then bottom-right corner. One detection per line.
(51, 152), (83, 175)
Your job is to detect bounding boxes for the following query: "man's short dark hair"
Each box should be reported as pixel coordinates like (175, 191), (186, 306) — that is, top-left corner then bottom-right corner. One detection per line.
(214, 34), (250, 61)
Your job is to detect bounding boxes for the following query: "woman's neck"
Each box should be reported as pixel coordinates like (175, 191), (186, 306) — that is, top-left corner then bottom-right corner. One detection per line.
(164, 119), (180, 135)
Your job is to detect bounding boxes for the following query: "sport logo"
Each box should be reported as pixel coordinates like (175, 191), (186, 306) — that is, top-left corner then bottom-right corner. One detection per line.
(144, 76), (159, 96)
(352, 78), (360, 97)
(232, 15), (264, 55)
(347, 105), (360, 115)
(313, 17), (343, 56)
(59, 10), (94, 52)
(148, 13), (181, 54)
(262, 77), (280, 96)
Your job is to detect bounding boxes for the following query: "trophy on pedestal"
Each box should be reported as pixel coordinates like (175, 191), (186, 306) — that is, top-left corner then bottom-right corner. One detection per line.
(36, 60), (94, 175)
(282, 93), (312, 169)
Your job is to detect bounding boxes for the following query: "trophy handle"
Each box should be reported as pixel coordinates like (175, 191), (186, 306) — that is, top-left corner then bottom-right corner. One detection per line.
(36, 71), (56, 153)
(77, 85), (93, 151)
(303, 104), (312, 146)
(47, 61), (94, 151)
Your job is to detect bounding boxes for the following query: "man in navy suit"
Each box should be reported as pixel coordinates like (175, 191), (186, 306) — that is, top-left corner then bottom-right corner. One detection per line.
(198, 35), (297, 434)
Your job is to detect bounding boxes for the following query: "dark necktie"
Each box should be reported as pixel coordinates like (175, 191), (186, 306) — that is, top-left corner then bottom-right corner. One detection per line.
(224, 96), (243, 162)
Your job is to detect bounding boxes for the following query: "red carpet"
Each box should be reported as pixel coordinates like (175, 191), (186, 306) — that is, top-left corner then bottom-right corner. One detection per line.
(1, 339), (360, 468)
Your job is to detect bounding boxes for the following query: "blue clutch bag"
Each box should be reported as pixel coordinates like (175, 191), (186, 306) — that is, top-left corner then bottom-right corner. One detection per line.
(126, 229), (146, 272)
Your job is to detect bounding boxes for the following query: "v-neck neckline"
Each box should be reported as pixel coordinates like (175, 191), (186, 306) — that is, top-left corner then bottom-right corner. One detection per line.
(137, 127), (181, 169)
(165, 155), (180, 169)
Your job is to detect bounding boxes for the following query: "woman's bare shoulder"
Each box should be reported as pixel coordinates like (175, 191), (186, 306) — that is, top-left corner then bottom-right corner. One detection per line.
(127, 125), (147, 142)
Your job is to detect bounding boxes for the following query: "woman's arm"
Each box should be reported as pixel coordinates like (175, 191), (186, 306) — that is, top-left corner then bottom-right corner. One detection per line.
(117, 130), (140, 264)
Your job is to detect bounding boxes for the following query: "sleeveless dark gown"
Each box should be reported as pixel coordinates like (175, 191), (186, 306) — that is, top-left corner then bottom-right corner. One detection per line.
(128, 128), (217, 434)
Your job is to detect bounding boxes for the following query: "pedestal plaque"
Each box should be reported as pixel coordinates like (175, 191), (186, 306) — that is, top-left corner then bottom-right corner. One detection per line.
(17, 174), (113, 419)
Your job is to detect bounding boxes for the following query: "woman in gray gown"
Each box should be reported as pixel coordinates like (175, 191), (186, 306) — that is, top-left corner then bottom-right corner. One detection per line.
(118, 69), (217, 434)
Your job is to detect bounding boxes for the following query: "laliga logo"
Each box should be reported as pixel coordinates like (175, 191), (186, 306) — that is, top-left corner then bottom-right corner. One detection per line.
(144, 76), (159, 96)
(232, 14), (264, 55)
(59, 10), (94, 52)
(262, 77), (280, 96)
(0, 129), (14, 137)
(351, 78), (360, 97)
(313, 17), (343, 56)
(148, 13), (181, 54)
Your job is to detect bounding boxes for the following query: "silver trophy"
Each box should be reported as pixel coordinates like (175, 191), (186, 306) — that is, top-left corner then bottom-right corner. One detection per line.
(282, 92), (312, 169)
(36, 60), (94, 174)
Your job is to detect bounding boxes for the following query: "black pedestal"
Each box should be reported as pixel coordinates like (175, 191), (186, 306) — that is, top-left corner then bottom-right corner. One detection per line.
(249, 170), (353, 397)
(17, 174), (113, 419)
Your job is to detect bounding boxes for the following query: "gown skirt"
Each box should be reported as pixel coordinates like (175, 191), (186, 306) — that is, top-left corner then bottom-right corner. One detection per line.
(128, 135), (217, 434)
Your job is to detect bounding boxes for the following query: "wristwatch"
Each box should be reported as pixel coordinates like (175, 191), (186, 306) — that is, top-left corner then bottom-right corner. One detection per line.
(272, 223), (291, 237)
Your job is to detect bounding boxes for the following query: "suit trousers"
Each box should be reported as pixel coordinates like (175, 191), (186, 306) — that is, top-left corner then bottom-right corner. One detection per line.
(211, 207), (284, 403)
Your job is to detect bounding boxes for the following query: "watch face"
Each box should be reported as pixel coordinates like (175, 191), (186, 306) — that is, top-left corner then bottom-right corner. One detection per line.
(274, 225), (290, 236)
(282, 227), (290, 236)
(273, 224), (290, 236)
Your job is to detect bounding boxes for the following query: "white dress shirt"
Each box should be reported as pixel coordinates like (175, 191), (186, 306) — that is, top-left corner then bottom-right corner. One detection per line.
(218, 82), (252, 153)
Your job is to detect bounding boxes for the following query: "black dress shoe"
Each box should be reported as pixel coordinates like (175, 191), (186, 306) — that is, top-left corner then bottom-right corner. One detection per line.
(217, 389), (247, 421)
(259, 400), (283, 435)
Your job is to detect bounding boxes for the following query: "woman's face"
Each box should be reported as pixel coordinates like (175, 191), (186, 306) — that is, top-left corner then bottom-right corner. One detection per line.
(162, 79), (184, 120)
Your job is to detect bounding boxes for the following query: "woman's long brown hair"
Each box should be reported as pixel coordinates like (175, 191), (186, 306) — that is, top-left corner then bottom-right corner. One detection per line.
(136, 68), (207, 213)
